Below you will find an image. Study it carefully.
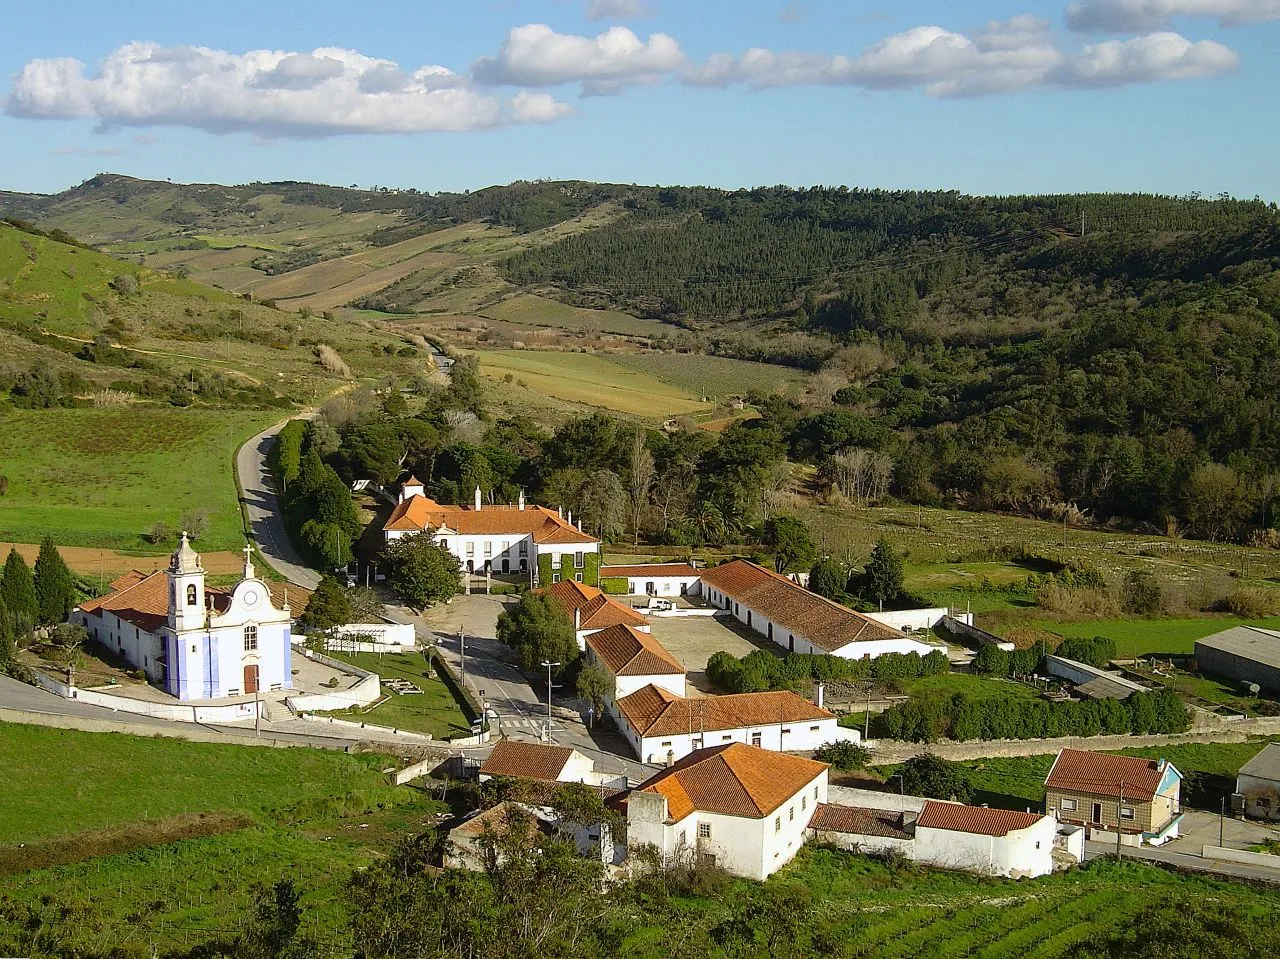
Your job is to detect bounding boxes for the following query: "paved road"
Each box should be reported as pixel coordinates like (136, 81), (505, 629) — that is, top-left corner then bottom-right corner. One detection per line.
(1084, 838), (1280, 885)
(236, 415), (322, 589)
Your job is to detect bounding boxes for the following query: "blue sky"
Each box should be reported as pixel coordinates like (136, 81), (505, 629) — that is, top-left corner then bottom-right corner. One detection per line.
(2, 0), (1277, 198)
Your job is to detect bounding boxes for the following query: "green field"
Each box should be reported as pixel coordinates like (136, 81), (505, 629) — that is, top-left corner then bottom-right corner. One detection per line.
(471, 348), (712, 418)
(0, 407), (277, 551)
(483, 293), (665, 336)
(1028, 616), (1280, 657)
(609, 351), (811, 400)
(325, 651), (472, 739)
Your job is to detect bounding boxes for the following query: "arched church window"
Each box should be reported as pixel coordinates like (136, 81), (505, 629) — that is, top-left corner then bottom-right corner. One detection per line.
(244, 624), (258, 652)
(186, 584), (197, 606)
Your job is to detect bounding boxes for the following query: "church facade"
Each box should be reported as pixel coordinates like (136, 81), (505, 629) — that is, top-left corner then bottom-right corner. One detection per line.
(73, 535), (293, 701)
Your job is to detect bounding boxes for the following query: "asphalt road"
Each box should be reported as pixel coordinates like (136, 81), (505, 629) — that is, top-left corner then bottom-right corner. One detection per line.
(236, 415), (322, 589)
(1084, 838), (1280, 884)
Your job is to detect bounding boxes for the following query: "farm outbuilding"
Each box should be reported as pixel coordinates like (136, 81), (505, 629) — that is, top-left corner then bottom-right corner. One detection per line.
(1195, 626), (1280, 695)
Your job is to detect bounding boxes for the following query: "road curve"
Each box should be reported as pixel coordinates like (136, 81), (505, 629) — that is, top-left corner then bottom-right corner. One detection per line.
(236, 415), (323, 589)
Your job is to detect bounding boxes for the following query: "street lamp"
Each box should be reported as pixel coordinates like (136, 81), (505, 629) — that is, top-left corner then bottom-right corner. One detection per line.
(541, 660), (560, 738)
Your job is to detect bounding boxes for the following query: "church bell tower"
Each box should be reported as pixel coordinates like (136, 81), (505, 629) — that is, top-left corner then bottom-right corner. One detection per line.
(167, 531), (206, 632)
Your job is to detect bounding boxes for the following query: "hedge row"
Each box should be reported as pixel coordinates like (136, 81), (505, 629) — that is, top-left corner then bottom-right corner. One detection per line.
(706, 647), (949, 695)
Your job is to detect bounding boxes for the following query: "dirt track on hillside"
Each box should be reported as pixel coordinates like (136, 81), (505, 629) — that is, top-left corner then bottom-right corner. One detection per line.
(0, 542), (246, 577)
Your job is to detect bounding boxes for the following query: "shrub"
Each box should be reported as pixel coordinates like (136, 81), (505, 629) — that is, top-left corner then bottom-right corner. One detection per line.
(1121, 570), (1164, 615)
(1225, 587), (1280, 619)
(1054, 635), (1117, 668)
(813, 740), (871, 770)
(314, 344), (352, 377)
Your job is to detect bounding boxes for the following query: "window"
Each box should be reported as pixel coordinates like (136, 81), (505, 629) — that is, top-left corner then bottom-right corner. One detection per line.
(186, 584), (197, 606)
(801, 796), (807, 811)
(814, 785), (819, 800)
(809, 725), (820, 732)
(243, 624), (258, 652)
(774, 816), (781, 833)
(552, 573), (561, 584)
(698, 823), (711, 839)
(661, 740), (672, 747)
(782, 728), (791, 735)
(574, 552), (585, 569)
(439, 539), (449, 550)
(789, 806), (795, 822)
(519, 541), (528, 554)
(678, 829), (686, 846)
(575, 573), (583, 583)
(191, 644), (196, 653)
(722, 734), (733, 742)
(1061, 798), (1077, 812)
(751, 732), (762, 747)
(1120, 806), (1135, 821)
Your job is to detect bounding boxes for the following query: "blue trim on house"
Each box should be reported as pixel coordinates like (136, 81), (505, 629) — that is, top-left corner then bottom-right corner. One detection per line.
(281, 627), (293, 689)
(206, 634), (219, 698)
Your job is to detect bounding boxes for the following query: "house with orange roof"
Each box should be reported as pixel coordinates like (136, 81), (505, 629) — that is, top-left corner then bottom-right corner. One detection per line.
(700, 559), (941, 661)
(1044, 747), (1183, 846)
(538, 578), (651, 650)
(600, 562), (703, 598)
(72, 536), (292, 701)
(383, 478), (601, 585)
(613, 683), (857, 764)
(583, 623), (686, 710)
(623, 742), (829, 879)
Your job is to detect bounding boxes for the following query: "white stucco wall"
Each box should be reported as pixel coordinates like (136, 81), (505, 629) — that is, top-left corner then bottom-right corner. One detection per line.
(614, 671), (686, 702)
(915, 816), (1056, 878)
(621, 575), (702, 597)
(1238, 773), (1280, 820)
(864, 608), (953, 632)
(811, 829), (915, 859)
(702, 587), (936, 660)
(632, 717), (857, 765)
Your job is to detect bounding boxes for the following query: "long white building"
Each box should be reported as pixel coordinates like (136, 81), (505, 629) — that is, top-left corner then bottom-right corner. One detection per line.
(73, 537), (292, 701)
(584, 623), (687, 712)
(700, 559), (939, 660)
(383, 478), (601, 585)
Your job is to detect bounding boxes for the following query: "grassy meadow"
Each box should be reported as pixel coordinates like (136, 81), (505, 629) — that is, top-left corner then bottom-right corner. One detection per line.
(609, 351), (811, 400)
(471, 348), (712, 418)
(483, 293), (665, 336)
(0, 407), (277, 552)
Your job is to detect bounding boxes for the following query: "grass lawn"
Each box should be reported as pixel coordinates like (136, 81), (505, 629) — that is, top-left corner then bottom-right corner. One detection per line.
(609, 352), (811, 400)
(1028, 616), (1280, 658)
(470, 348), (711, 418)
(326, 651), (472, 740)
(0, 722), (398, 844)
(0, 723), (444, 956)
(0, 407), (279, 552)
(903, 672), (1044, 703)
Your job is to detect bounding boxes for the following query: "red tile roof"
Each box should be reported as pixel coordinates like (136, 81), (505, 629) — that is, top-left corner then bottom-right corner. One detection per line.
(635, 742), (828, 822)
(615, 684), (834, 738)
(699, 559), (906, 653)
(916, 801), (1045, 837)
(601, 563), (701, 579)
(540, 579), (649, 631)
(79, 571), (232, 633)
(478, 740), (577, 782)
(1044, 748), (1172, 801)
(384, 497), (598, 544)
(809, 803), (912, 839)
(585, 623), (684, 677)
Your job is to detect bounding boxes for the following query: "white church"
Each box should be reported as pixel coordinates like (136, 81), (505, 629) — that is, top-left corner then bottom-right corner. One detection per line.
(74, 534), (293, 701)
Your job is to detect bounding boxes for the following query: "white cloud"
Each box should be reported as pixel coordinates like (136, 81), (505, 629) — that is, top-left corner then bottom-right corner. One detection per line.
(1063, 31), (1240, 83)
(585, 0), (654, 20)
(1066, 0), (1280, 33)
(684, 19), (1236, 96)
(473, 23), (684, 94)
(50, 143), (126, 157)
(5, 42), (519, 137)
(511, 91), (576, 123)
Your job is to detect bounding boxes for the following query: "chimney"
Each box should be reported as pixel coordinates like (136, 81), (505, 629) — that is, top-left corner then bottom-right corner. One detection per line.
(814, 682), (825, 710)
(474, 485), (482, 510)
(567, 509), (573, 526)
(558, 505), (563, 519)
(574, 607), (581, 631)
(577, 519), (583, 532)
(518, 489), (525, 511)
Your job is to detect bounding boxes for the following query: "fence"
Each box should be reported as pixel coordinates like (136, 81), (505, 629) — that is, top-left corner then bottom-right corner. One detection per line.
(1202, 845), (1280, 870)
(295, 713), (434, 743)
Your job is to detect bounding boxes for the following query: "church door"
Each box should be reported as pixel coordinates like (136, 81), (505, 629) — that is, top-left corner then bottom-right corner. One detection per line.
(243, 664), (259, 694)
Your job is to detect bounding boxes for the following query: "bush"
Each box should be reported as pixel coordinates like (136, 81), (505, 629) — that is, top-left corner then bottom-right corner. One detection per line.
(1225, 587), (1280, 619)
(706, 647), (950, 694)
(600, 577), (630, 595)
(898, 754), (973, 803)
(1121, 570), (1164, 615)
(813, 740), (871, 770)
(1054, 635), (1117, 668)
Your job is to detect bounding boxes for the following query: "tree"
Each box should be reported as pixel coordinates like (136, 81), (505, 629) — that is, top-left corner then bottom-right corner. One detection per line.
(859, 536), (905, 610)
(496, 591), (579, 675)
(381, 533), (462, 609)
(1120, 569), (1164, 615)
(628, 430), (654, 548)
(1183, 462), (1248, 542)
(300, 576), (353, 631)
(575, 661), (612, 724)
(898, 753), (974, 803)
(808, 557), (846, 601)
(1, 549), (38, 634)
(763, 515), (816, 573)
(813, 740), (871, 770)
(0, 595), (14, 664)
(180, 507), (210, 541)
(149, 521), (172, 546)
(238, 879), (315, 959)
(346, 586), (384, 622)
(577, 469), (628, 541)
(33, 537), (76, 625)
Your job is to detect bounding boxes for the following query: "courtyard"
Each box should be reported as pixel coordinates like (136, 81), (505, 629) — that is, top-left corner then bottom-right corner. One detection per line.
(645, 611), (777, 693)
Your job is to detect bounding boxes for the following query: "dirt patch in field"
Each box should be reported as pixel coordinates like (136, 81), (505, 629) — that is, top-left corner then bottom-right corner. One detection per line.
(0, 542), (247, 577)
(0, 811), (255, 875)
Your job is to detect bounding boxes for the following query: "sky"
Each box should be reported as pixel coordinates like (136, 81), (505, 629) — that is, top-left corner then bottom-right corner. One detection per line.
(1, 0), (1277, 199)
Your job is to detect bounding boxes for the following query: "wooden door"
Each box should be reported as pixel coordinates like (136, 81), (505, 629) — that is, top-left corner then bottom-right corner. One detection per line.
(244, 664), (259, 694)
(1092, 802), (1103, 824)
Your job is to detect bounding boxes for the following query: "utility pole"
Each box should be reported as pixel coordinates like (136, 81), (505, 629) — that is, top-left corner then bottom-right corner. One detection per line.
(1081, 212), (1086, 239)
(1220, 795), (1226, 846)
(864, 684), (872, 741)
(541, 660), (560, 739)
(254, 681), (261, 738)
(459, 630), (466, 685)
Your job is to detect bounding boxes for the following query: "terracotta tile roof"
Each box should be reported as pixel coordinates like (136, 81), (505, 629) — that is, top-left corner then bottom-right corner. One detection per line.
(916, 801), (1044, 837)
(601, 563), (701, 579)
(106, 570), (150, 592)
(1044, 748), (1172, 801)
(384, 496), (598, 545)
(540, 579), (649, 631)
(635, 742), (828, 822)
(810, 803), (912, 839)
(450, 801), (553, 839)
(479, 740), (575, 782)
(615, 684), (834, 738)
(586, 623), (684, 677)
(699, 560), (906, 653)
(79, 571), (234, 633)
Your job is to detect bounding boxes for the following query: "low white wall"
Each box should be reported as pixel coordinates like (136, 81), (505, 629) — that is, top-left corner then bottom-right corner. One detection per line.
(286, 672), (381, 712)
(1202, 845), (1280, 869)
(811, 829), (915, 859)
(35, 672), (263, 722)
(864, 608), (953, 632)
(651, 607), (719, 618)
(294, 712), (433, 742)
(328, 622), (417, 649)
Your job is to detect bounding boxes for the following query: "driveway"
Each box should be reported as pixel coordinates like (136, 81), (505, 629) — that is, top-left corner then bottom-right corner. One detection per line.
(236, 415), (322, 589)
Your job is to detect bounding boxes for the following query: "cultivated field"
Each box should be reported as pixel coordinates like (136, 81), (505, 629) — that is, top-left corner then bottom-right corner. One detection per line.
(0, 407), (278, 552)
(483, 293), (665, 336)
(471, 348), (712, 418)
(609, 352), (811, 399)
